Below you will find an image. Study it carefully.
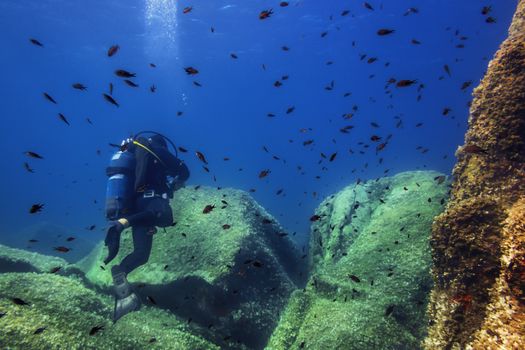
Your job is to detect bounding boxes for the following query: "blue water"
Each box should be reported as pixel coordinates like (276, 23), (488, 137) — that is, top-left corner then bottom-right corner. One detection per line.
(0, 0), (517, 252)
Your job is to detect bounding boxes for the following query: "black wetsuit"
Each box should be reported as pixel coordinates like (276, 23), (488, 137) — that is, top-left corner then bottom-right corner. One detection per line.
(109, 136), (189, 275)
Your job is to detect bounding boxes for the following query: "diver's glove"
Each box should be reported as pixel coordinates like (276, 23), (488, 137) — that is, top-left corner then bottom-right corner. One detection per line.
(103, 221), (125, 264)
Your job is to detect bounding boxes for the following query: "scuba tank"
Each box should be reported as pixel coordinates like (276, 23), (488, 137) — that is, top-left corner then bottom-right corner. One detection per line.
(105, 142), (136, 220)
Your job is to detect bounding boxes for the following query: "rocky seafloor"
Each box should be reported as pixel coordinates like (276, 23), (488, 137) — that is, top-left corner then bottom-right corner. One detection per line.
(0, 170), (450, 350)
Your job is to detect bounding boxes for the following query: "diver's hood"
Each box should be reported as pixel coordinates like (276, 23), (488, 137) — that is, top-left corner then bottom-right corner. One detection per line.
(149, 134), (167, 148)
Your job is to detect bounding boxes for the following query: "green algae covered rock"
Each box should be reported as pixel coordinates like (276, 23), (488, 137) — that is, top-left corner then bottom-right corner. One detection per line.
(0, 243), (67, 274)
(78, 186), (306, 349)
(0, 272), (219, 350)
(267, 171), (450, 350)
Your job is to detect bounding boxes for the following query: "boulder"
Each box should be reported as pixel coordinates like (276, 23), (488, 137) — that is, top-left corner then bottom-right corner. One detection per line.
(78, 186), (306, 349)
(0, 243), (67, 274)
(267, 171), (450, 350)
(0, 272), (219, 350)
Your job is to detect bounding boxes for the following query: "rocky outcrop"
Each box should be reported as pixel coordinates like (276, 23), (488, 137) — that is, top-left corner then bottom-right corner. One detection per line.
(0, 272), (219, 350)
(0, 243), (68, 274)
(424, 1), (525, 349)
(267, 171), (450, 349)
(78, 186), (306, 350)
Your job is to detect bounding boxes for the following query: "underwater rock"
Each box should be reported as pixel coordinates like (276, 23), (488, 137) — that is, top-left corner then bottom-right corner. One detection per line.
(424, 1), (525, 349)
(267, 171), (450, 349)
(0, 243), (68, 274)
(78, 186), (306, 350)
(424, 0), (525, 349)
(0, 272), (219, 349)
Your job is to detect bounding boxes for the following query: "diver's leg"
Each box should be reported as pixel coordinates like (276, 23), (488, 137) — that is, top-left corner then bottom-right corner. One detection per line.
(119, 226), (154, 275)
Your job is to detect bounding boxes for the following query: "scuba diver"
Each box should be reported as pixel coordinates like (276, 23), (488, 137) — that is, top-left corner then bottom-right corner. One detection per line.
(103, 131), (189, 321)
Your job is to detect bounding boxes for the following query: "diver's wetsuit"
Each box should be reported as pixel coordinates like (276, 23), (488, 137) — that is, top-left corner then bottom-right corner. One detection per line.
(105, 136), (189, 275)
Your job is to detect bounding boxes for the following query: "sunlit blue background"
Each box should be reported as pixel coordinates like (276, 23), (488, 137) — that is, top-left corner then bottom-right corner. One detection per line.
(0, 0), (518, 258)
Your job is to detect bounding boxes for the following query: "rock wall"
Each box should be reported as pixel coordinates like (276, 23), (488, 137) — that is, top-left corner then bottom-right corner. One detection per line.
(424, 1), (525, 348)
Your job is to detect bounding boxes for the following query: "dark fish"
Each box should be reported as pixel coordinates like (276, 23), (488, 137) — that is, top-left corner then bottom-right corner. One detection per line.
(377, 29), (395, 36)
(442, 107), (451, 116)
(486, 16), (496, 24)
(114, 69), (135, 78)
(259, 9), (273, 20)
(124, 79), (139, 87)
(286, 106), (295, 114)
(49, 266), (62, 273)
(149, 63), (156, 68)
(280, 1), (289, 7)
(310, 214), (321, 222)
(12, 298), (30, 306)
(370, 122), (380, 128)
(370, 135), (381, 142)
(210, 27), (215, 33)
(184, 67), (199, 75)
(329, 152), (337, 162)
(403, 7), (419, 16)
(434, 175), (446, 184)
(183, 6), (192, 14)
(274, 80), (283, 87)
(396, 80), (416, 87)
(363, 2), (374, 10)
(53, 246), (71, 253)
(24, 162), (35, 173)
(340, 125), (354, 133)
(29, 38), (44, 47)
(34, 327), (46, 334)
(107, 45), (119, 57)
(376, 142), (387, 152)
(178, 147), (188, 153)
(203, 204), (215, 214)
(150, 85), (156, 92)
(147, 296), (157, 305)
(460, 81), (472, 90)
(341, 10), (350, 16)
(462, 144), (488, 154)
(29, 239), (38, 243)
(481, 6), (492, 15)
(89, 325), (104, 335)
(258, 169), (271, 179)
(72, 83), (87, 91)
(230, 53), (238, 59)
(281, 46), (290, 51)
(25, 151), (43, 159)
(444, 64), (451, 77)
(349, 275), (361, 283)
(177, 111), (183, 116)
(103, 93), (119, 107)
(222, 224), (231, 230)
(303, 140), (314, 146)
(252, 260), (263, 268)
(109, 82), (114, 95)
(58, 113), (70, 126)
(193, 81), (202, 87)
(411, 39), (421, 45)
(66, 236), (75, 242)
(43, 92), (57, 104)
(195, 151), (208, 164)
(29, 204), (44, 214)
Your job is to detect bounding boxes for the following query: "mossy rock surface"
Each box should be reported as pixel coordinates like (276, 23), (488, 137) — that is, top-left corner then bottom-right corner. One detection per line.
(0, 272), (219, 350)
(0, 243), (67, 274)
(78, 186), (305, 349)
(267, 171), (450, 350)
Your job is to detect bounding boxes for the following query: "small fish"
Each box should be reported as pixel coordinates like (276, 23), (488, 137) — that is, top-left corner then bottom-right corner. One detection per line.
(29, 239), (38, 243)
(183, 6), (192, 14)
(396, 80), (416, 87)
(150, 85), (156, 93)
(66, 236), (75, 242)
(124, 79), (139, 87)
(370, 135), (381, 142)
(481, 6), (492, 15)
(29, 204), (44, 214)
(103, 93), (119, 107)
(363, 2), (374, 11)
(43, 92), (57, 104)
(286, 106), (295, 114)
(12, 298), (30, 306)
(281, 46), (290, 51)
(72, 83), (87, 91)
(177, 111), (183, 116)
(149, 63), (156, 68)
(341, 10), (350, 16)
(310, 214), (321, 222)
(203, 204), (215, 214)
(29, 38), (44, 47)
(303, 140), (314, 146)
(377, 29), (395, 36)
(49, 266), (62, 273)
(147, 295), (157, 305)
(89, 325), (104, 335)
(222, 224), (231, 230)
(109, 82), (114, 95)
(195, 151), (208, 164)
(411, 39), (421, 45)
(461, 81), (472, 90)
(274, 80), (282, 87)
(184, 67), (199, 75)
(486, 16), (496, 24)
(258, 169), (271, 179)
(329, 152), (337, 162)
(107, 45), (119, 57)
(444, 64), (451, 77)
(58, 113), (70, 126)
(34, 327), (46, 335)
(114, 69), (135, 78)
(230, 53), (238, 59)
(349, 274), (361, 283)
(24, 162), (35, 173)
(462, 144), (488, 154)
(259, 9), (273, 20)
(210, 27), (215, 33)
(434, 175), (446, 184)
(25, 151), (43, 159)
(280, 1), (289, 7)
(193, 81), (202, 87)
(252, 260), (263, 268)
(403, 7), (419, 16)
(53, 246), (71, 253)
(178, 147), (188, 153)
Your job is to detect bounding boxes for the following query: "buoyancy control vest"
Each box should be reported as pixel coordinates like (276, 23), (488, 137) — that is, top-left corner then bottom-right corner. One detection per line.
(105, 145), (136, 220)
